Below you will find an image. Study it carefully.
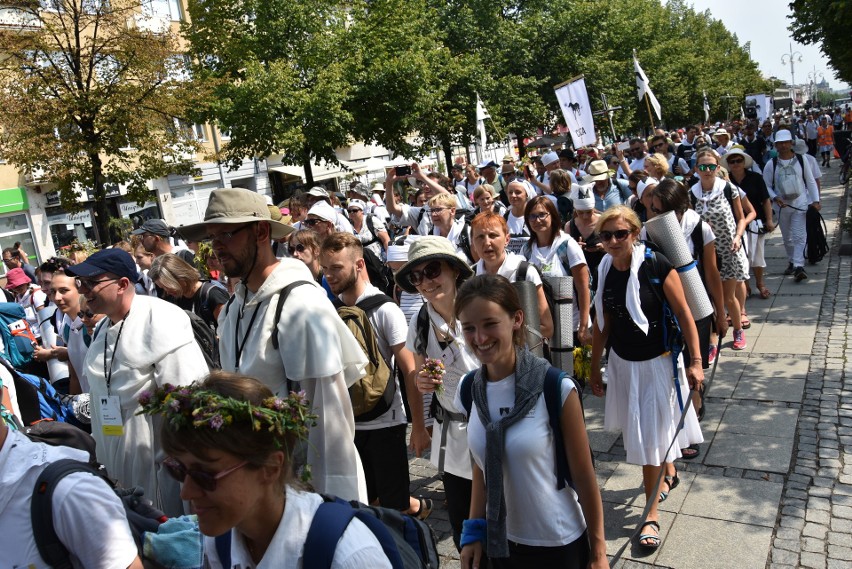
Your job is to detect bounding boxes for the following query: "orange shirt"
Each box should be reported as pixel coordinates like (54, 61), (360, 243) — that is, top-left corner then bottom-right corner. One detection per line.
(817, 125), (834, 146)
(845, 109), (852, 123)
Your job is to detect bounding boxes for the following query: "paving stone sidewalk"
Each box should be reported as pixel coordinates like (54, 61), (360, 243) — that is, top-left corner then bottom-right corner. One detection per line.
(407, 165), (850, 568)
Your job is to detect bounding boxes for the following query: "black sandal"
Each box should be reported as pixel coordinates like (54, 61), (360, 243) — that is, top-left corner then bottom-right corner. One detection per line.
(658, 471), (680, 503)
(415, 498), (433, 520)
(681, 444), (701, 460)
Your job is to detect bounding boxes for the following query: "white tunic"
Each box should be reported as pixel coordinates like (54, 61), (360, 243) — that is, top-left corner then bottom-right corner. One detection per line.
(218, 259), (369, 503)
(85, 294), (209, 516)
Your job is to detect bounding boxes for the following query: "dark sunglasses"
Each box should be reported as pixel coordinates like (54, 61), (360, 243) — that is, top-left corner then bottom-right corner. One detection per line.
(288, 243), (307, 255)
(653, 142), (667, 149)
(303, 218), (325, 227)
(696, 163), (718, 172)
(408, 261), (443, 287)
(726, 158), (744, 165)
(347, 208), (362, 214)
(599, 229), (632, 242)
(78, 310), (96, 319)
(162, 457), (248, 492)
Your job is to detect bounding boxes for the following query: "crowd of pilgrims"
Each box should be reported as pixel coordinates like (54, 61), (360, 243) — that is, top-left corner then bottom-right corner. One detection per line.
(0, 113), (831, 568)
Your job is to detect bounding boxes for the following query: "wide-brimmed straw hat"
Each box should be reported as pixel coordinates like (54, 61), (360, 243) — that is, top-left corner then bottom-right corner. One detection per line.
(582, 160), (610, 183)
(178, 188), (295, 242)
(721, 147), (753, 169)
(394, 236), (474, 293)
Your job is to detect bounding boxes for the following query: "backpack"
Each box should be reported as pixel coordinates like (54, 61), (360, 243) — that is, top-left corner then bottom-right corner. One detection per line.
(458, 366), (589, 492)
(214, 494), (440, 569)
(0, 356), (73, 425)
(184, 309), (219, 370)
(363, 247), (396, 297)
(333, 295), (397, 422)
(31, 458), (167, 569)
(771, 154), (807, 188)
(0, 301), (37, 367)
(805, 205), (829, 264)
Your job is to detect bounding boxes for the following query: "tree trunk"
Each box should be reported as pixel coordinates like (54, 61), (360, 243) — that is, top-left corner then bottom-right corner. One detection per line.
(441, 135), (453, 173)
(303, 150), (314, 187)
(89, 152), (112, 246)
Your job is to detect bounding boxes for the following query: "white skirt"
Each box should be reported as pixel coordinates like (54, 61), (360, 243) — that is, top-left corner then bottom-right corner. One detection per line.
(604, 350), (704, 466)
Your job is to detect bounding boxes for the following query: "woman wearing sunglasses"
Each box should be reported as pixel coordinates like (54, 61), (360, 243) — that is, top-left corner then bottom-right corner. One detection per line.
(589, 206), (704, 551)
(456, 275), (606, 569)
(691, 149), (751, 351)
(347, 199), (390, 258)
(520, 196), (592, 347)
(286, 230), (323, 282)
(140, 372), (391, 568)
(394, 237), (478, 551)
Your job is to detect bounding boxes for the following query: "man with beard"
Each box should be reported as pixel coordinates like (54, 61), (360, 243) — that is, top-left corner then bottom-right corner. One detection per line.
(319, 232), (431, 518)
(178, 188), (369, 502)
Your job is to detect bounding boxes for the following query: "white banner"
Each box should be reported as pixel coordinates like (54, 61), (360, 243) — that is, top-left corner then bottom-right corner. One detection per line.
(554, 77), (596, 148)
(633, 53), (662, 121)
(476, 94), (491, 149)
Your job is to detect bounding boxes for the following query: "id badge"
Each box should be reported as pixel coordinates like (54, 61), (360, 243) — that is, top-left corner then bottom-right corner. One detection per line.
(441, 344), (457, 368)
(97, 395), (124, 436)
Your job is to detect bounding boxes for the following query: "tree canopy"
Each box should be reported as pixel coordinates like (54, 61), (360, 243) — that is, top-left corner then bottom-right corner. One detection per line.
(789, 0), (852, 84)
(0, 0), (208, 244)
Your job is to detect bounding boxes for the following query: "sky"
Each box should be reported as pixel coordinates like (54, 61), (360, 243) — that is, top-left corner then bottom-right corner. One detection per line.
(663, 0), (848, 91)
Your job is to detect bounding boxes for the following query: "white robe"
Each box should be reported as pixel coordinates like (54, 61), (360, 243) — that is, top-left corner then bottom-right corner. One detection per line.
(85, 294), (209, 516)
(218, 259), (369, 503)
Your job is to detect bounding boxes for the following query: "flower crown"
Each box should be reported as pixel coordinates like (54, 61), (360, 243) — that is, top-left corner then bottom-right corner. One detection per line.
(138, 383), (316, 447)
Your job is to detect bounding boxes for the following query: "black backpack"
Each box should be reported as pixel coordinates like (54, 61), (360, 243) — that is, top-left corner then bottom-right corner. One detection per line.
(805, 205), (829, 264)
(184, 309), (219, 370)
(363, 248), (396, 297)
(31, 458), (166, 569)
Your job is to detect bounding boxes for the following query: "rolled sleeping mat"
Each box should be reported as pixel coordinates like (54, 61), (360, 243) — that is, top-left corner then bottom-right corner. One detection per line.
(512, 280), (543, 357)
(644, 211), (715, 320)
(546, 275), (574, 373)
(37, 305), (70, 385)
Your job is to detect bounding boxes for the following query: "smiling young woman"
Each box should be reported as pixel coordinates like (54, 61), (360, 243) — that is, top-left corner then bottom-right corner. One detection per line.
(454, 275), (607, 569)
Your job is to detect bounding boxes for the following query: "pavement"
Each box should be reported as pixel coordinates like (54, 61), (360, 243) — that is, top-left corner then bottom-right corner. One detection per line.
(407, 162), (852, 568)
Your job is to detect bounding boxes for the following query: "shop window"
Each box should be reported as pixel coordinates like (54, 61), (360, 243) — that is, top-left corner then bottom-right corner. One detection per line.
(45, 207), (96, 252)
(0, 213), (37, 275)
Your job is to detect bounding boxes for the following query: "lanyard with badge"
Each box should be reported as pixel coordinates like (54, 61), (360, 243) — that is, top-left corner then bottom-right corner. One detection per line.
(234, 297), (261, 372)
(98, 318), (126, 436)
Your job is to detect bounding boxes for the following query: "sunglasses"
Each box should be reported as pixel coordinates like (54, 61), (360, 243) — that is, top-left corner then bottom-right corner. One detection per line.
(696, 163), (719, 172)
(302, 218), (326, 227)
(653, 142), (667, 149)
(599, 229), (632, 242)
(347, 208), (362, 214)
(287, 243), (307, 255)
(408, 260), (443, 287)
(75, 277), (119, 291)
(78, 310), (96, 319)
(162, 457), (248, 492)
(726, 158), (744, 165)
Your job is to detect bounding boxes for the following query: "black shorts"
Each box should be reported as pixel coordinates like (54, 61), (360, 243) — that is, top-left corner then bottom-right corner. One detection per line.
(354, 423), (410, 510)
(683, 314), (713, 369)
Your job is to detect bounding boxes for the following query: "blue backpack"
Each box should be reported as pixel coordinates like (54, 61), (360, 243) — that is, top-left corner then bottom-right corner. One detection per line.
(0, 357), (73, 425)
(215, 494), (440, 569)
(0, 302), (37, 367)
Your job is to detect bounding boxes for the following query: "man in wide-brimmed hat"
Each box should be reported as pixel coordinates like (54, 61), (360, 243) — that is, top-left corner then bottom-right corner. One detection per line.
(584, 160), (632, 211)
(178, 187), (369, 502)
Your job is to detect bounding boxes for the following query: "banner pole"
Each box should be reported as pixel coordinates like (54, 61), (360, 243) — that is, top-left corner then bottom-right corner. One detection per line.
(645, 93), (656, 131)
(553, 74), (585, 90)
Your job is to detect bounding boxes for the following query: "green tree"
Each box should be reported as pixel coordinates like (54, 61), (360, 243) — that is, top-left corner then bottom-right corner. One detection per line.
(789, 0), (852, 84)
(0, 0), (206, 245)
(184, 0), (448, 183)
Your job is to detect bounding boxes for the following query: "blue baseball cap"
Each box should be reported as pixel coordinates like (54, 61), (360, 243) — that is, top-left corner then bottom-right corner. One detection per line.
(65, 249), (139, 282)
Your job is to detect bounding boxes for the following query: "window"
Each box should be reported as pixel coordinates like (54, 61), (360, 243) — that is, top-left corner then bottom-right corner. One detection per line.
(193, 123), (207, 142)
(0, 213), (37, 275)
(143, 0), (182, 22)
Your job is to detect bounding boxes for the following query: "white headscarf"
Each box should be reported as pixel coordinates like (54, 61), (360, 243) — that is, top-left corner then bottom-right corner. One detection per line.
(594, 242), (650, 334)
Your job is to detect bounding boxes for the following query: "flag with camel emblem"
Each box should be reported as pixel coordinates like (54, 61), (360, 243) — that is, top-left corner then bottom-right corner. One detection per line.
(554, 76), (596, 148)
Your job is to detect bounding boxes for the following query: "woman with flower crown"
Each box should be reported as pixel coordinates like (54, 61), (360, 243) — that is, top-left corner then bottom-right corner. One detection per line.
(140, 371), (391, 569)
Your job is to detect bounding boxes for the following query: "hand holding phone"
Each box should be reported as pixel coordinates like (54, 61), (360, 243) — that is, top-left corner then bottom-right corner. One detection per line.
(395, 165), (412, 177)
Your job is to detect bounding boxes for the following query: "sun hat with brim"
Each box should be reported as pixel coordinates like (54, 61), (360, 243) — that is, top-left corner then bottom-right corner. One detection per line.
(177, 188), (295, 242)
(64, 249), (139, 282)
(721, 147), (753, 170)
(477, 160), (498, 170)
(713, 128), (730, 140)
(4, 267), (31, 290)
(370, 183), (386, 194)
(582, 160), (610, 183)
(130, 219), (171, 237)
(793, 139), (808, 155)
(394, 236), (474, 294)
(307, 201), (337, 223)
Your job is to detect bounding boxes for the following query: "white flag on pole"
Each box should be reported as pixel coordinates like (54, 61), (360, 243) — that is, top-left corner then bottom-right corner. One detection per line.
(703, 91), (710, 122)
(633, 52), (662, 120)
(554, 77), (596, 148)
(476, 94), (490, 149)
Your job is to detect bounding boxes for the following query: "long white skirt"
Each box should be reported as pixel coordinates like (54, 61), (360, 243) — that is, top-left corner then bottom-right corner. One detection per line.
(604, 350), (704, 466)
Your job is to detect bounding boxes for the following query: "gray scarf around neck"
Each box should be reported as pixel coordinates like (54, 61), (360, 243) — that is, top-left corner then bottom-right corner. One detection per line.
(471, 347), (550, 558)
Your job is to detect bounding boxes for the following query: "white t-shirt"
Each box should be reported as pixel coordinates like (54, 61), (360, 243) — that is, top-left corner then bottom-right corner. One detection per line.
(64, 314), (91, 392)
(203, 486), (391, 569)
(506, 212), (526, 236)
(350, 286), (409, 430)
(524, 232), (588, 331)
(455, 373), (586, 546)
(667, 154), (689, 175)
(475, 252), (542, 286)
(0, 430), (138, 569)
